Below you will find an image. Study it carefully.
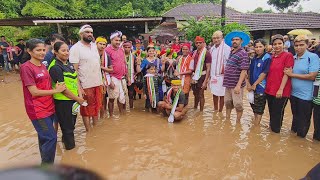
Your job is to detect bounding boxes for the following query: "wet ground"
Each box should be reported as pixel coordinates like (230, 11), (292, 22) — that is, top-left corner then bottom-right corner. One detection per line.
(0, 72), (319, 180)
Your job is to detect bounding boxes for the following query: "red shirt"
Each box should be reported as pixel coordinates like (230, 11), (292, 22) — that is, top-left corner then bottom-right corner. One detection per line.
(20, 61), (55, 120)
(265, 52), (294, 97)
(105, 45), (127, 80)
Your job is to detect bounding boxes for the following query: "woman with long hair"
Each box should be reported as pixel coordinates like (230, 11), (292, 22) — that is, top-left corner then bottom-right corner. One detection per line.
(20, 39), (66, 164)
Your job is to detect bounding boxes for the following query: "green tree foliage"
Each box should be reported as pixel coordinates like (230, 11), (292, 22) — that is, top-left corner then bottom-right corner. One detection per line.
(0, 0), (20, 18)
(0, 0), (223, 42)
(286, 4), (303, 13)
(250, 7), (273, 13)
(21, 2), (64, 17)
(1, 0), (222, 18)
(183, 17), (250, 44)
(0, 12), (5, 19)
(0, 27), (30, 42)
(21, 0), (90, 17)
(115, 2), (134, 17)
(267, 0), (308, 11)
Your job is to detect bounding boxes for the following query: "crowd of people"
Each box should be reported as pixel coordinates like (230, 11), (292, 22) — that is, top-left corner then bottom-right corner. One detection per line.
(2, 23), (319, 164)
(0, 36), (26, 73)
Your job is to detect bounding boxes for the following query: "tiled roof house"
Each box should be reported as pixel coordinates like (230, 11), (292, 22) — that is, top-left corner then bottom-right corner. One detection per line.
(150, 3), (320, 42)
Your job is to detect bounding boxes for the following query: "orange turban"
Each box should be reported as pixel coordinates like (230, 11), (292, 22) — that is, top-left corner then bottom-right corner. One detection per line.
(195, 36), (205, 42)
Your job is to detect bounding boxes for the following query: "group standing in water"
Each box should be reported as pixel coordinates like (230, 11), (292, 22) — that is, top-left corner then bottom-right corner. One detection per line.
(19, 24), (320, 164)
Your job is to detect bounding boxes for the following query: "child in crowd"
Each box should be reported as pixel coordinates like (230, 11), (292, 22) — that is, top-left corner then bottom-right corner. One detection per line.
(143, 64), (163, 112)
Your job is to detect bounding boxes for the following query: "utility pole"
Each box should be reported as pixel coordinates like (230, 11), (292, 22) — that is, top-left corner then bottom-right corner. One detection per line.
(221, 0), (226, 27)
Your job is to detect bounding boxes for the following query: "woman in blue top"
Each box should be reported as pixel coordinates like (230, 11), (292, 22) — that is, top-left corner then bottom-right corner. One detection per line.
(141, 45), (165, 100)
(284, 35), (319, 138)
(140, 45), (163, 75)
(246, 39), (271, 125)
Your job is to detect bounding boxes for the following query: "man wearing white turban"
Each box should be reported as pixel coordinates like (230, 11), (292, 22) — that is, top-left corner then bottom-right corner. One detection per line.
(105, 31), (128, 117)
(69, 24), (103, 131)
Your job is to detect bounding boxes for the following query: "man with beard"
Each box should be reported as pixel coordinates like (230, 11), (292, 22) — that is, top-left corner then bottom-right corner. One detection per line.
(69, 24), (103, 131)
(223, 31), (250, 122)
(105, 31), (127, 117)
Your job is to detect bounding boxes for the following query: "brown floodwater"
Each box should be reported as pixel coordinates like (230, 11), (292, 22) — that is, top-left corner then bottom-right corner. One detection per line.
(0, 73), (319, 180)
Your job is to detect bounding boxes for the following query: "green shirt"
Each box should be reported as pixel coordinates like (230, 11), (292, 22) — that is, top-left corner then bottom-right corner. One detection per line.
(313, 70), (320, 105)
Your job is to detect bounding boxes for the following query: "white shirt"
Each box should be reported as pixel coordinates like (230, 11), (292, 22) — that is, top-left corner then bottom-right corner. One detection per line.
(210, 41), (231, 77)
(209, 41), (231, 96)
(69, 41), (103, 89)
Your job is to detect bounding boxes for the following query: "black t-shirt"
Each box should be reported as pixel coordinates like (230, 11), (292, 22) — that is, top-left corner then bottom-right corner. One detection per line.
(49, 59), (76, 83)
(101, 54), (112, 67)
(20, 51), (30, 64)
(16, 44), (25, 58)
(288, 40), (295, 55)
(170, 90), (186, 107)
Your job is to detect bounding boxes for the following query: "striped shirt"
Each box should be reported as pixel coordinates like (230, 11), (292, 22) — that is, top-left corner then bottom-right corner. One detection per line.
(313, 70), (320, 105)
(142, 75), (163, 101)
(223, 48), (249, 88)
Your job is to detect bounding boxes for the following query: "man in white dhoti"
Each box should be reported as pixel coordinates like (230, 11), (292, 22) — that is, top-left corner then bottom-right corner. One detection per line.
(209, 31), (231, 112)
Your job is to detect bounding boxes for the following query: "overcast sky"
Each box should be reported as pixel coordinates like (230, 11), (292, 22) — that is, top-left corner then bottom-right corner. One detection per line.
(226, 0), (320, 13)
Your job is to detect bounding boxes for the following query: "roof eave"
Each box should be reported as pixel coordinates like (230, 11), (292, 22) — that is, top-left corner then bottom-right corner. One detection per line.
(32, 17), (162, 25)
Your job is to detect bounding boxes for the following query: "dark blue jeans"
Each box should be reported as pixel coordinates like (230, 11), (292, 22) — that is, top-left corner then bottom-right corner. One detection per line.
(313, 103), (320, 140)
(290, 96), (313, 138)
(2, 54), (11, 72)
(32, 114), (57, 164)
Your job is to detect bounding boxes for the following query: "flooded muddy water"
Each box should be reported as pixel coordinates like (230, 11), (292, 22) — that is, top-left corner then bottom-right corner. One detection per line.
(0, 73), (319, 180)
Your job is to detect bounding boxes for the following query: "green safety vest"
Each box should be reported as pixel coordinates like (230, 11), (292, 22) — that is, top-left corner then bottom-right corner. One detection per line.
(48, 59), (78, 100)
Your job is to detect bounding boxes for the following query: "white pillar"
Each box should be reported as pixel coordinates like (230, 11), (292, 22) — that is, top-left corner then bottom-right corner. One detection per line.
(57, 23), (62, 34)
(145, 22), (149, 33)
